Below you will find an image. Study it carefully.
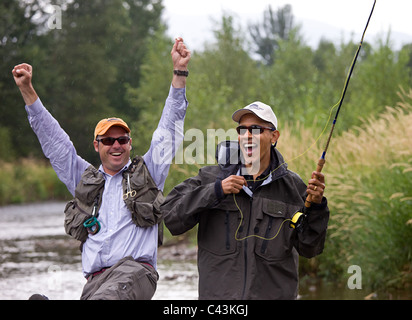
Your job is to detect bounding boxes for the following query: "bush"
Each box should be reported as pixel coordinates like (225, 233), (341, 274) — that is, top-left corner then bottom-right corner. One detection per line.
(0, 159), (71, 205)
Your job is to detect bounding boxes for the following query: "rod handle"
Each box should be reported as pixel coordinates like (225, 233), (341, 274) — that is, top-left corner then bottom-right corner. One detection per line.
(304, 157), (326, 208)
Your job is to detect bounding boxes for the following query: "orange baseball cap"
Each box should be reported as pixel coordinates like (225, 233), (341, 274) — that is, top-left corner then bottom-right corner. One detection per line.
(94, 117), (131, 140)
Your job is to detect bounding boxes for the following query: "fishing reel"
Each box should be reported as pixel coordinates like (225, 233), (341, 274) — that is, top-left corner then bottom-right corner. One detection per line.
(83, 216), (101, 235)
(83, 196), (101, 235)
(289, 211), (306, 232)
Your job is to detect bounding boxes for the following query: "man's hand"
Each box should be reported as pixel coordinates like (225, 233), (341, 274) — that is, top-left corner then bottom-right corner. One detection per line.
(221, 175), (247, 195)
(171, 37), (191, 88)
(12, 63), (33, 87)
(12, 63), (38, 105)
(306, 171), (326, 204)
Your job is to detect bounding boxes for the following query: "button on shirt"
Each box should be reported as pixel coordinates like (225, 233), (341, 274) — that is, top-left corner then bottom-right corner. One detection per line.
(242, 165), (271, 193)
(25, 85), (188, 276)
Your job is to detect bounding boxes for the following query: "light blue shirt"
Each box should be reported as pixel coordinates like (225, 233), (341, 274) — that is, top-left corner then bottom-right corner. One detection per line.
(25, 85), (188, 276)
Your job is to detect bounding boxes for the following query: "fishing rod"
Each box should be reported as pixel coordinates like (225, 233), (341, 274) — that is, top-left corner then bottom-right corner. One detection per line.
(304, 0), (377, 209)
(235, 0), (378, 234)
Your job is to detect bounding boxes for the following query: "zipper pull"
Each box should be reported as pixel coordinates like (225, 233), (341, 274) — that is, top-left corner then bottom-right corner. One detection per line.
(92, 195), (99, 217)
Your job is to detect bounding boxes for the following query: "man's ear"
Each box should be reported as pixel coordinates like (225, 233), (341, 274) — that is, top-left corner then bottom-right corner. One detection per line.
(271, 130), (280, 145)
(93, 140), (99, 152)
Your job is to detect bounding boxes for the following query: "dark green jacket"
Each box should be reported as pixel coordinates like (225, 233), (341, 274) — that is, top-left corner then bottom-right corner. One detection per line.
(161, 143), (329, 299)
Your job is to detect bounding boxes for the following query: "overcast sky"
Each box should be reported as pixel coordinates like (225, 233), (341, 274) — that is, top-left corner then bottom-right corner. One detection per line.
(162, 0), (412, 50)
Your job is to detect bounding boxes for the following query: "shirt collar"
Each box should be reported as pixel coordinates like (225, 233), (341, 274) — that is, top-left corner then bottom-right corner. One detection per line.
(98, 159), (132, 177)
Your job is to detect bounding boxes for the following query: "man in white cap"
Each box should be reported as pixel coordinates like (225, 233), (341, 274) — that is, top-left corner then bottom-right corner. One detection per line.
(161, 101), (330, 299)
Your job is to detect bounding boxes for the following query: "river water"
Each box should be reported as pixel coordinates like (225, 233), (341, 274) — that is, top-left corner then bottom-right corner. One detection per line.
(0, 202), (198, 300)
(0, 202), (409, 300)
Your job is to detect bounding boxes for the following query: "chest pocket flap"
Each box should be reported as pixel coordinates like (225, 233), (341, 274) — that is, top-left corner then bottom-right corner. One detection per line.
(255, 198), (287, 221)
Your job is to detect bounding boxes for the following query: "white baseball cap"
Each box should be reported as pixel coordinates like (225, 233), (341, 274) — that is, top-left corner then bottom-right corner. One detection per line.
(232, 101), (278, 129)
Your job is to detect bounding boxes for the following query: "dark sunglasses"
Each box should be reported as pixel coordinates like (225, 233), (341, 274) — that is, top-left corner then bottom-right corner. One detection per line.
(236, 125), (276, 135)
(96, 136), (131, 146)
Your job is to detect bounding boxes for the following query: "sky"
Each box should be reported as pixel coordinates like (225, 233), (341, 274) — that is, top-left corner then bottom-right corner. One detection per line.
(162, 0), (412, 50)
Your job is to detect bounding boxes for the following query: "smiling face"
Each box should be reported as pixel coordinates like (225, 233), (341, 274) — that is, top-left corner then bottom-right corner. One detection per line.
(93, 126), (132, 176)
(238, 113), (280, 176)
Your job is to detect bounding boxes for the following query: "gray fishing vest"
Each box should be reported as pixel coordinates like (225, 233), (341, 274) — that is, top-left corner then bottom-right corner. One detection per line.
(64, 156), (164, 246)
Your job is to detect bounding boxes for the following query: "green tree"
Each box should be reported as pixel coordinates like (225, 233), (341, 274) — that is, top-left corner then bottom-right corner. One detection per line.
(311, 39), (363, 127)
(249, 4), (295, 65)
(107, 0), (164, 119)
(38, 0), (165, 163)
(0, 0), (165, 162)
(258, 30), (317, 124)
(400, 43), (412, 84)
(194, 15), (261, 108)
(346, 33), (410, 129)
(40, 0), (121, 163)
(126, 26), (173, 156)
(0, 0), (47, 159)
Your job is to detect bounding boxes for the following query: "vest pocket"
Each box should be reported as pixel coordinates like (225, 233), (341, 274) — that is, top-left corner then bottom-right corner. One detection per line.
(130, 192), (164, 228)
(198, 199), (239, 256)
(64, 200), (90, 243)
(260, 216), (274, 254)
(122, 156), (165, 229)
(254, 198), (295, 261)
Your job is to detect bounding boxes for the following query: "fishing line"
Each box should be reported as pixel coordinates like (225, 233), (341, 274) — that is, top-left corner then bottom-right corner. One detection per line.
(304, 0), (376, 208)
(233, 0), (376, 241)
(234, 202), (292, 241)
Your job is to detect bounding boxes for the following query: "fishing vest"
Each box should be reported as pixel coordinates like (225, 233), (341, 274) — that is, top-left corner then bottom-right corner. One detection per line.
(64, 156), (164, 246)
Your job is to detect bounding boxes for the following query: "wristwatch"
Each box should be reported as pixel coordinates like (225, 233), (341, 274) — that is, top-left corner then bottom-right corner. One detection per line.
(173, 70), (189, 77)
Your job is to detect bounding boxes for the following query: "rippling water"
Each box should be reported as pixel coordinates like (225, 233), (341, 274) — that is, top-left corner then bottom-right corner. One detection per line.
(0, 202), (198, 300)
(1, 202), (409, 300)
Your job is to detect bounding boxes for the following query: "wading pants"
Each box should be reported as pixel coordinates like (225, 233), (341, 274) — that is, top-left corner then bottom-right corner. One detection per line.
(80, 256), (158, 300)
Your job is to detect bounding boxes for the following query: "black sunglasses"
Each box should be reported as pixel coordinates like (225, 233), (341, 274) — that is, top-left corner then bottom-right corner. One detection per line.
(236, 125), (276, 135)
(96, 136), (131, 146)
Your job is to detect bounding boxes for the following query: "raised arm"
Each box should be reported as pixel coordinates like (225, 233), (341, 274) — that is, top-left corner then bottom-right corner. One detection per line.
(12, 63), (38, 105)
(143, 38), (191, 191)
(171, 37), (191, 89)
(12, 63), (89, 195)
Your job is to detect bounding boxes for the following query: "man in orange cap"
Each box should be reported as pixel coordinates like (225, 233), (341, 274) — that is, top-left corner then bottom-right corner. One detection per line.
(93, 117), (132, 176)
(12, 38), (191, 300)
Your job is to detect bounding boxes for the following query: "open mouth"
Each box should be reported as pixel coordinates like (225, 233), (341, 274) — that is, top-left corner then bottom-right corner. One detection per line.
(110, 152), (123, 157)
(243, 143), (258, 157)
